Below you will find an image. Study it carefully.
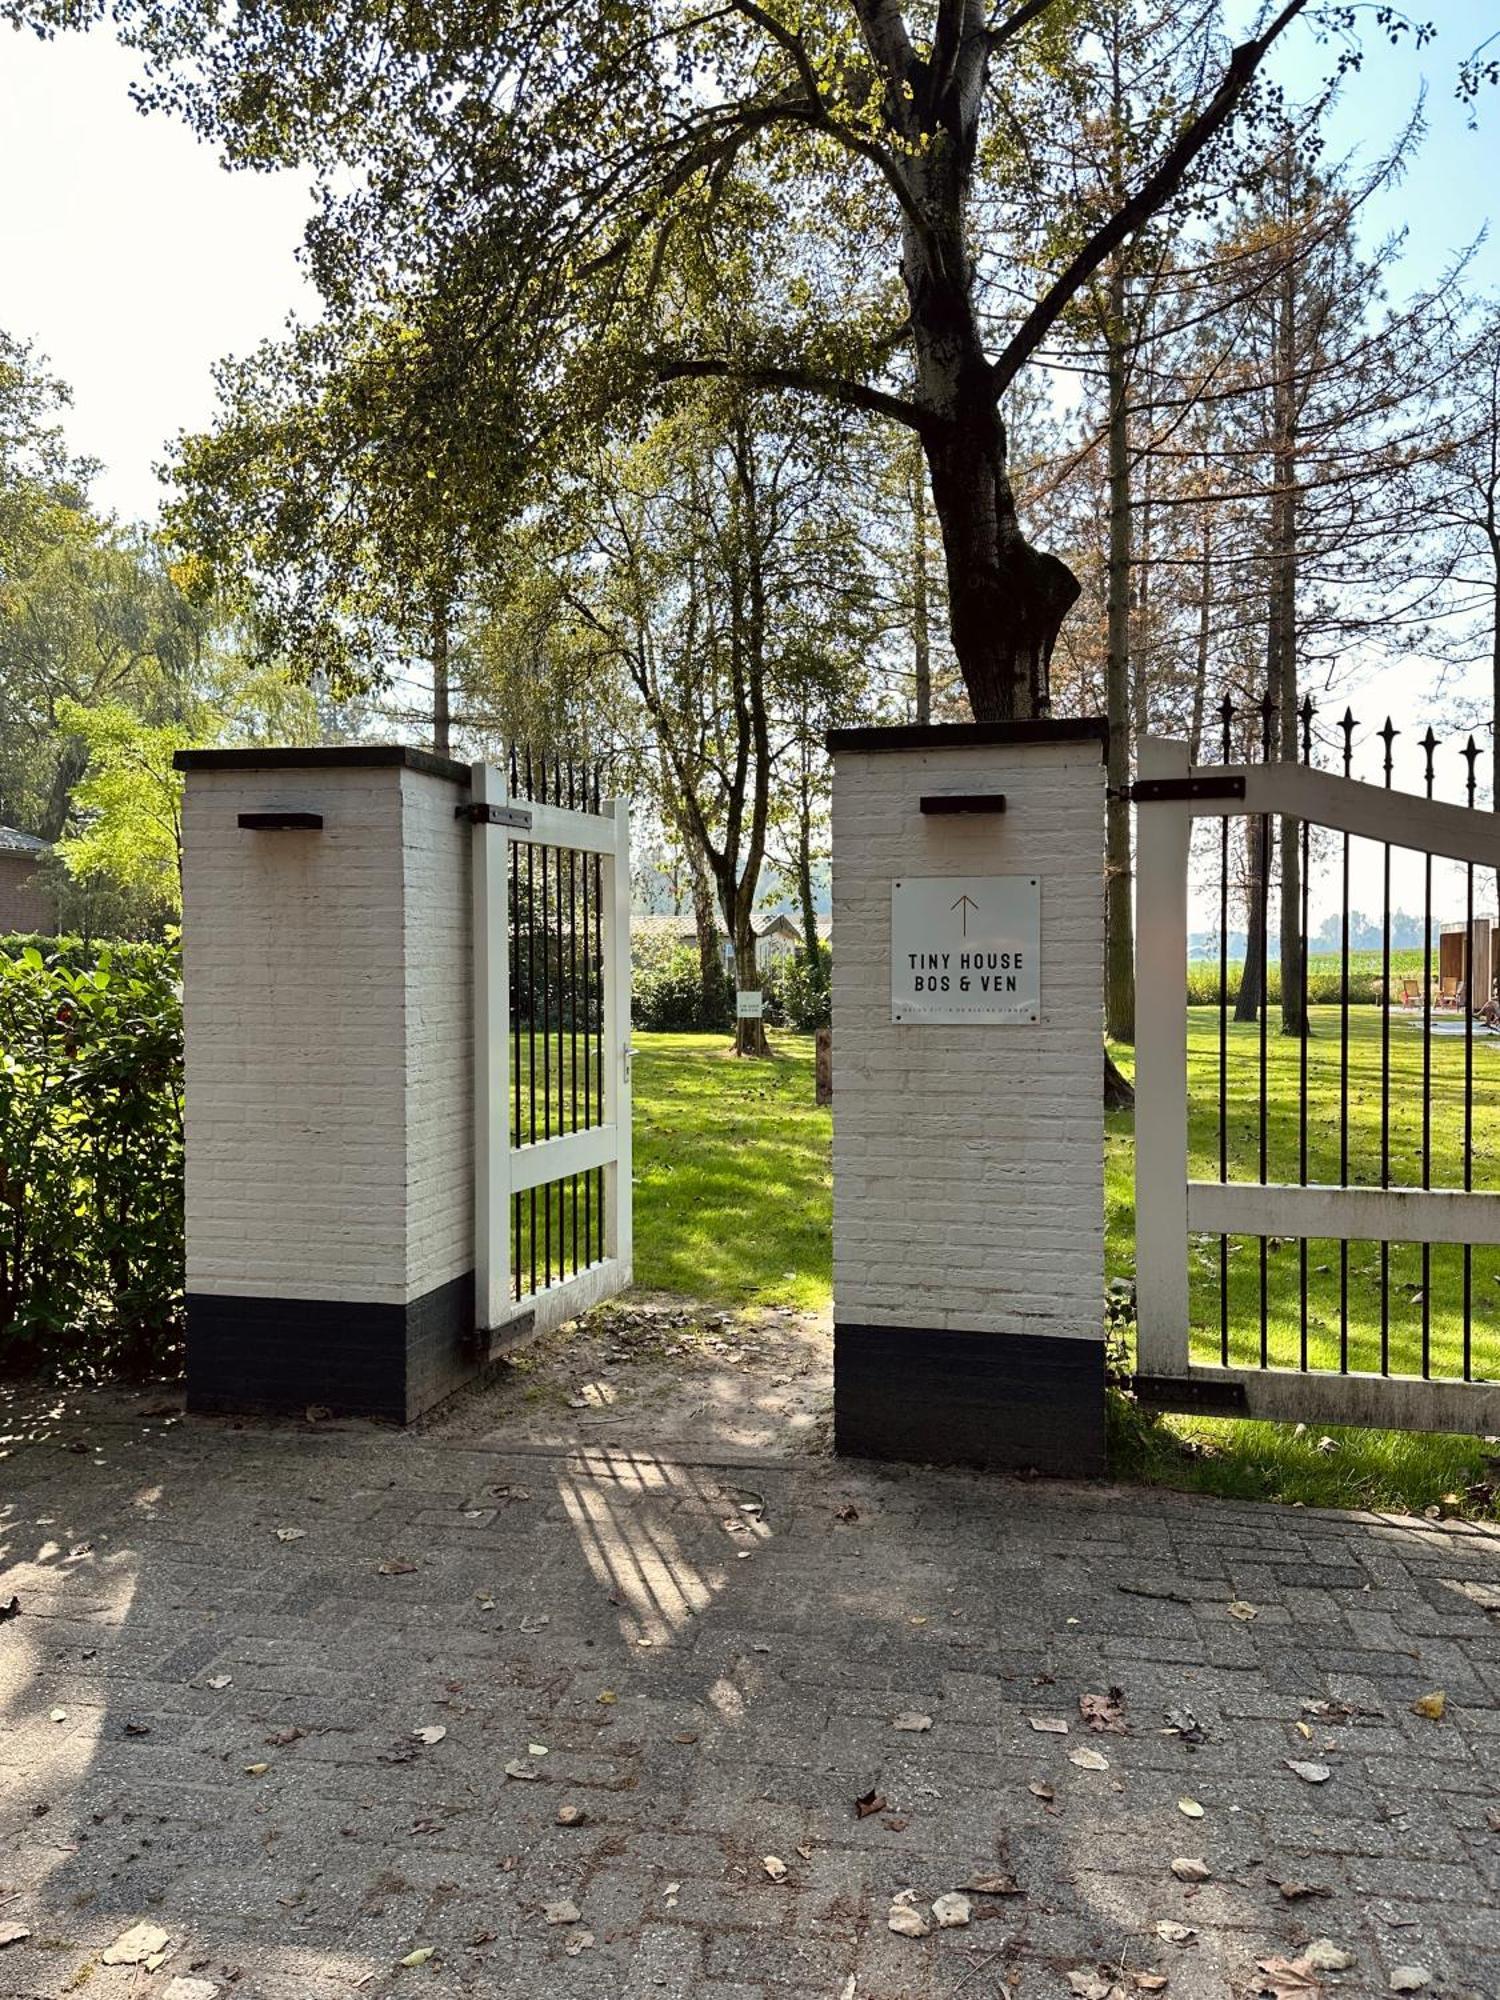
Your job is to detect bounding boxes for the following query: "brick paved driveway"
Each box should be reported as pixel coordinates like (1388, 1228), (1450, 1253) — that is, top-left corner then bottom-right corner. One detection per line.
(2, 1317), (1498, 2000)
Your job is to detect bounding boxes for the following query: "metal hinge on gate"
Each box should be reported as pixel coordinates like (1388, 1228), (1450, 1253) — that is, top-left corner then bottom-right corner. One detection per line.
(457, 801), (533, 828)
(1130, 776), (1246, 804)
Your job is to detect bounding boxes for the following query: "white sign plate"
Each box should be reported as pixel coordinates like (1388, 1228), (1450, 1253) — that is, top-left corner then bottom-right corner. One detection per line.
(736, 988), (764, 1019)
(891, 875), (1040, 1024)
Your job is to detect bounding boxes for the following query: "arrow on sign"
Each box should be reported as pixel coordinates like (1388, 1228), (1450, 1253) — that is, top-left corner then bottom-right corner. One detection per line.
(951, 892), (979, 936)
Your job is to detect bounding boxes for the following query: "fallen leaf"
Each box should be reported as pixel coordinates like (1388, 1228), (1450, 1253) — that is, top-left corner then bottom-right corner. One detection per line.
(556, 1804), (587, 1826)
(543, 1901), (580, 1925)
(102, 1922), (171, 1967)
(49, 1708), (66, 1723)
(564, 1930), (594, 1957)
(1227, 1600), (1258, 1621)
(1275, 1880), (1332, 1901)
(1286, 1760), (1332, 1784)
(413, 1726), (446, 1746)
(854, 1789), (887, 1818)
(1029, 1715), (1069, 1734)
(1301, 1698), (1361, 1723)
(597, 1690), (617, 1705)
(0, 1924), (32, 1949)
(1389, 1968), (1430, 1993)
(1080, 1688), (1129, 1733)
(1067, 1972), (1121, 2000)
(1177, 1798), (1204, 1819)
(1028, 1780), (1055, 1802)
(1163, 1707), (1207, 1743)
(931, 1892), (971, 1928)
(1153, 1922), (1197, 1947)
(887, 1903), (931, 1938)
(1069, 1746), (1110, 1771)
(1133, 1977), (1168, 1994)
(965, 1873), (1022, 1896)
(1295, 1720), (1313, 1739)
(1253, 1954), (1320, 1997)
(123, 1720), (151, 1737)
(274, 1528), (306, 1543)
(504, 1759), (540, 1781)
(1170, 1858), (1211, 1882)
(893, 1711), (932, 1732)
(1302, 1940), (1354, 1973)
(378, 1559), (418, 1576)
(762, 1856), (789, 1883)
(519, 1614), (550, 1634)
(162, 1980), (220, 2000)
(206, 1675), (232, 1691)
(1410, 1691), (1446, 1721)
(244, 1761), (269, 1777)
(264, 1726), (305, 1747)
(527, 1742), (549, 1757)
(397, 1947), (434, 1967)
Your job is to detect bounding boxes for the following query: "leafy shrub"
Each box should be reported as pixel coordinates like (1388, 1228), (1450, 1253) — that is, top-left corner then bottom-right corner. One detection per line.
(633, 944), (733, 1033)
(776, 944), (832, 1032)
(0, 937), (183, 1378)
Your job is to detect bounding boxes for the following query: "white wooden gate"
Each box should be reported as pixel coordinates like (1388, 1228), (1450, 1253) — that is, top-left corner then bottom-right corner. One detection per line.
(468, 754), (632, 1347)
(1134, 732), (1500, 1436)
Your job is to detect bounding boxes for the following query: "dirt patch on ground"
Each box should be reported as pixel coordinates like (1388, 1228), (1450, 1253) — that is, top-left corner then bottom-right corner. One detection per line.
(421, 1294), (834, 1459)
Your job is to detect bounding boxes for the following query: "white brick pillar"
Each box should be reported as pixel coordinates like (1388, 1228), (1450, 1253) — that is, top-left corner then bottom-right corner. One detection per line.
(827, 721), (1108, 1473)
(175, 746), (476, 1422)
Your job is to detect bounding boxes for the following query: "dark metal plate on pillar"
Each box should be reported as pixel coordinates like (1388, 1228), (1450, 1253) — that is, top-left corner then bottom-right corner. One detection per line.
(834, 1322), (1105, 1475)
(918, 793), (1007, 815)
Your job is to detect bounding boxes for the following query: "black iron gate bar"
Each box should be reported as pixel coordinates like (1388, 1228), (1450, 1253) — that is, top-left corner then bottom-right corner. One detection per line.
(1131, 712), (1500, 1435)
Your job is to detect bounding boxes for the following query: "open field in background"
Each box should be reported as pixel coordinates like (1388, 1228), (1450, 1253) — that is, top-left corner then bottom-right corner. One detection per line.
(632, 1029), (1500, 1514)
(1187, 947), (1432, 1006)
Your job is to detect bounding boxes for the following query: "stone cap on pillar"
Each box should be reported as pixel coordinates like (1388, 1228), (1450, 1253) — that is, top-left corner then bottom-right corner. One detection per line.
(174, 743), (472, 785)
(825, 718), (1108, 757)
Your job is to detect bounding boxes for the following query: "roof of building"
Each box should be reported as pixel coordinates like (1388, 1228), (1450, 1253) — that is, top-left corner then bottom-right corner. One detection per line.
(0, 826), (49, 857)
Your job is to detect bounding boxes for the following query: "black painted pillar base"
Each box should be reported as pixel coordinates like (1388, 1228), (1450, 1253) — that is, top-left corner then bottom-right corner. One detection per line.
(833, 1322), (1106, 1476)
(185, 1271), (477, 1424)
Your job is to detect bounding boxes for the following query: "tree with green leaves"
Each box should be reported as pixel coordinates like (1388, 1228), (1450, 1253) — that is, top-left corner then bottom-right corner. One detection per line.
(15, 0), (1457, 723)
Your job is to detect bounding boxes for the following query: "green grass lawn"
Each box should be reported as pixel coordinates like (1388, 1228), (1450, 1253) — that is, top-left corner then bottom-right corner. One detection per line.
(630, 1025), (1500, 1514)
(633, 1032), (832, 1310)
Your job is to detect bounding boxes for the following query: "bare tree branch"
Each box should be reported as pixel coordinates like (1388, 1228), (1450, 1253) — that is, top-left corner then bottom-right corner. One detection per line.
(990, 0), (1312, 395)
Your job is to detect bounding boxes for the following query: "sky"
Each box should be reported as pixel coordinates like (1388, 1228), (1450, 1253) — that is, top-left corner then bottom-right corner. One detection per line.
(2, 5), (1497, 921)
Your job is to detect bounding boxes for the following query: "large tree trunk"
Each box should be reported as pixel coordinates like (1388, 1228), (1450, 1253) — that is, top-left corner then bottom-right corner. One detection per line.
(1271, 237), (1307, 1039)
(902, 145), (1080, 721)
(796, 778), (821, 978)
(1236, 810), (1271, 1023)
(909, 442), (933, 724)
(1188, 518), (1212, 763)
(733, 912), (768, 1057)
(924, 408), (1081, 718)
(1104, 289), (1135, 1044)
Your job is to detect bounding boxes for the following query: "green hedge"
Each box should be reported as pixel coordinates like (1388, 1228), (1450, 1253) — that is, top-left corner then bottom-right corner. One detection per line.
(1, 937), (183, 1378)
